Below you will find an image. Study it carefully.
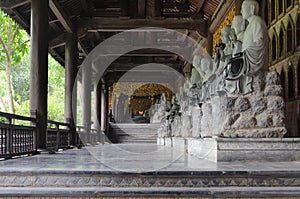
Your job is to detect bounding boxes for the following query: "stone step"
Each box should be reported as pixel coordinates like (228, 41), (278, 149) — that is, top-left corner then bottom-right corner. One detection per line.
(0, 187), (299, 198)
(109, 124), (160, 130)
(109, 123), (160, 143)
(1, 170), (300, 188)
(1, 145), (300, 198)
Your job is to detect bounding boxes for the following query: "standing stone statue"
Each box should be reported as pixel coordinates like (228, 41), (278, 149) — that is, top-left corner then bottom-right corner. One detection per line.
(224, 15), (247, 94)
(241, 0), (269, 94)
(214, 25), (233, 95)
(191, 55), (202, 85)
(215, 25), (233, 75)
(230, 15), (247, 56)
(198, 56), (215, 101)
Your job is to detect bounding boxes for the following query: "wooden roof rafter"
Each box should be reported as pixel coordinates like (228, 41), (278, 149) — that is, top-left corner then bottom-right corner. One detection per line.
(0, 0), (229, 80)
(78, 17), (208, 37)
(49, 0), (89, 60)
(49, 0), (74, 33)
(0, 0), (29, 8)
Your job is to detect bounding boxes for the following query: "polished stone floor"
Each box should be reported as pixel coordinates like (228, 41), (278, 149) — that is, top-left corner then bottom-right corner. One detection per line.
(0, 143), (300, 174)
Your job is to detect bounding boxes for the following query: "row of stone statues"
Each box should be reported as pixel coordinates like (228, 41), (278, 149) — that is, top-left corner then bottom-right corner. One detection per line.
(151, 0), (286, 139)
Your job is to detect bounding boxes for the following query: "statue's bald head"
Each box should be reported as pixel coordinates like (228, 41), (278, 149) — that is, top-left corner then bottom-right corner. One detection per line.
(242, 0), (259, 16)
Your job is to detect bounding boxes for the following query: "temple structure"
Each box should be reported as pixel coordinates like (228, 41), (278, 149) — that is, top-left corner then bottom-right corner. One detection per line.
(0, 0), (299, 198)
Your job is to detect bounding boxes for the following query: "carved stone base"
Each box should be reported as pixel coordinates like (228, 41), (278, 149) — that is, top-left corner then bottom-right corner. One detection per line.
(160, 137), (300, 162)
(201, 71), (287, 138)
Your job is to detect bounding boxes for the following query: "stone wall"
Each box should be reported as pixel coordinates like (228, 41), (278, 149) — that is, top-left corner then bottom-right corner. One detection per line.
(285, 100), (300, 137)
(267, 0), (300, 137)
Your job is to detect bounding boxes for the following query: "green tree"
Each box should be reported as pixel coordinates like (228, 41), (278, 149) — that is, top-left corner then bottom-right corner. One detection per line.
(0, 10), (65, 122)
(47, 55), (65, 121)
(0, 10), (29, 114)
(11, 53), (30, 103)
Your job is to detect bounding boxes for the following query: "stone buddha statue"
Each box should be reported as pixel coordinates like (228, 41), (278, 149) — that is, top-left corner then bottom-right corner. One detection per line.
(199, 56), (215, 101)
(214, 25), (233, 95)
(241, 0), (269, 94)
(230, 15), (247, 56)
(223, 15), (247, 94)
(191, 55), (202, 85)
(241, 0), (268, 75)
(215, 25), (233, 75)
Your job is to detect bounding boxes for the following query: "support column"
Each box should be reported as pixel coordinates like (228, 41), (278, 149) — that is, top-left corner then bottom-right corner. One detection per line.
(30, 0), (49, 149)
(82, 61), (92, 144)
(65, 33), (78, 146)
(112, 94), (117, 122)
(93, 81), (101, 144)
(206, 31), (213, 57)
(100, 82), (107, 133)
(147, 0), (163, 18)
(105, 84), (109, 133)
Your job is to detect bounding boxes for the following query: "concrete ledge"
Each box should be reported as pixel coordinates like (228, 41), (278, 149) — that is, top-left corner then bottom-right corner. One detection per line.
(170, 137), (300, 162)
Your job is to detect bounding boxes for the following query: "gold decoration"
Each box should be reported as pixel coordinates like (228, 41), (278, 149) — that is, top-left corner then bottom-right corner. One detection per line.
(110, 82), (174, 113)
(213, 6), (236, 52)
(130, 98), (152, 113)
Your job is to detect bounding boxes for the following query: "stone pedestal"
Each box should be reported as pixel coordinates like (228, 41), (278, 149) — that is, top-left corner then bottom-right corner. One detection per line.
(168, 137), (300, 162)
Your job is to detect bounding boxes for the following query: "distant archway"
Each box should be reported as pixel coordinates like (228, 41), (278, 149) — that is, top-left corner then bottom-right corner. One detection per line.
(263, 0), (269, 26)
(297, 15), (300, 47)
(279, 27), (285, 58)
(270, 0), (276, 22)
(271, 33), (277, 62)
(286, 0), (293, 9)
(278, 0), (284, 15)
(286, 18), (294, 54)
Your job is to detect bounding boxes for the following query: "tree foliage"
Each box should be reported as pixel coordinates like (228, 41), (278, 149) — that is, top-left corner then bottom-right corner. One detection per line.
(0, 9), (65, 122)
(0, 10), (29, 114)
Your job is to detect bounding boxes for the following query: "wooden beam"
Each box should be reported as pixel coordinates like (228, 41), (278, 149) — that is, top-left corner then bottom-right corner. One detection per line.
(49, 48), (65, 65)
(82, 45), (190, 57)
(80, 0), (94, 17)
(79, 0), (88, 12)
(78, 40), (88, 57)
(138, 0), (146, 18)
(120, 0), (129, 17)
(78, 18), (207, 36)
(0, 0), (29, 8)
(49, 29), (87, 49)
(49, 33), (65, 49)
(49, 20), (62, 32)
(49, 0), (74, 33)
(153, 0), (163, 18)
(11, 0), (30, 8)
(10, 8), (29, 29)
(195, 0), (205, 13)
(106, 62), (180, 72)
(210, 0), (234, 33)
(105, 71), (178, 84)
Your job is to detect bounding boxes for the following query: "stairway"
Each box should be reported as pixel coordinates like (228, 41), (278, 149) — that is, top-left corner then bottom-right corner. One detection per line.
(109, 123), (161, 143)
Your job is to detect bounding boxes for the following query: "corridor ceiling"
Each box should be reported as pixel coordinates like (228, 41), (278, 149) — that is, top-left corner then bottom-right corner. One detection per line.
(0, 0), (226, 85)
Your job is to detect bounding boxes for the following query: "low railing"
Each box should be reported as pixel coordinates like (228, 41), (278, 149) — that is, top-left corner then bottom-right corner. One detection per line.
(47, 120), (71, 152)
(76, 126), (103, 145)
(0, 112), (37, 159)
(0, 111), (104, 158)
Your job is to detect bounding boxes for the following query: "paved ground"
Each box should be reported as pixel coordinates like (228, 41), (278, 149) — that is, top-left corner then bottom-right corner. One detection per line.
(0, 143), (300, 174)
